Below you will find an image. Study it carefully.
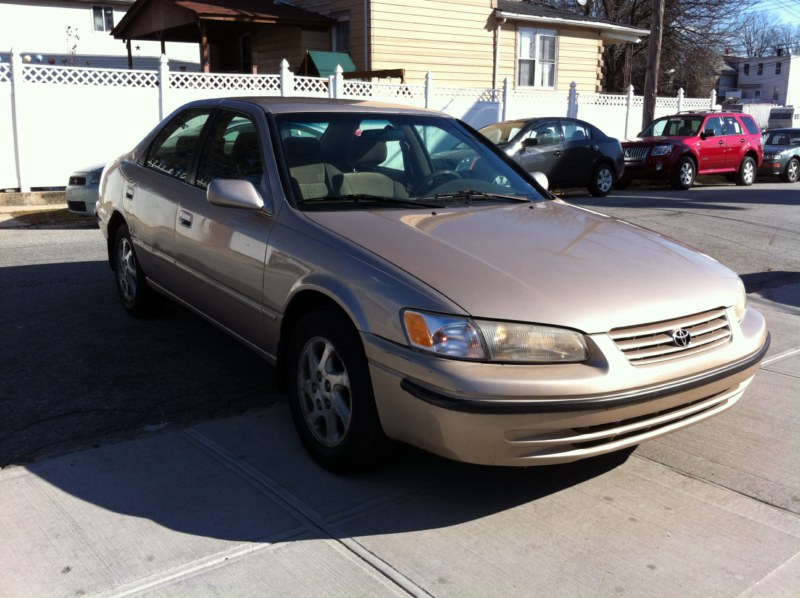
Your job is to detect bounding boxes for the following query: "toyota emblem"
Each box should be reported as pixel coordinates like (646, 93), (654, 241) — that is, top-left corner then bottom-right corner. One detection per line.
(672, 329), (691, 347)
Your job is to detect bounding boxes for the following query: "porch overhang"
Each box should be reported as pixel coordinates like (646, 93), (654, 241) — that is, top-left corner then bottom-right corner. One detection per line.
(494, 9), (649, 44)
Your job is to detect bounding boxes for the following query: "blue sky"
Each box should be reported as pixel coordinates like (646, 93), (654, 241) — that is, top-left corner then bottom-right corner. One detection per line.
(751, 0), (800, 25)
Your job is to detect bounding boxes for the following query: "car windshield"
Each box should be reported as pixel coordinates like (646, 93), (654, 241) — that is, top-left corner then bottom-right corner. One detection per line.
(275, 113), (543, 209)
(764, 130), (800, 146)
(640, 116), (704, 137)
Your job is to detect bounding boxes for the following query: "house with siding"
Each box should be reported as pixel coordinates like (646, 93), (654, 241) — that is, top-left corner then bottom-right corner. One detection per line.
(109, 0), (647, 92)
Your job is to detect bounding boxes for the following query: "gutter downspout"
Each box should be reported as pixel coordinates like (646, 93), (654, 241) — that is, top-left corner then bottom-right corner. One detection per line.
(364, 0), (371, 71)
(493, 17), (506, 90)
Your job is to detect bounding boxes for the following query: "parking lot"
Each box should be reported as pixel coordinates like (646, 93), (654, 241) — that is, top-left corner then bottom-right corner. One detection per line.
(0, 180), (798, 596)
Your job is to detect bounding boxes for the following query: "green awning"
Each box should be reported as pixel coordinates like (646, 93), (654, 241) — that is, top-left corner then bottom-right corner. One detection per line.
(301, 51), (356, 77)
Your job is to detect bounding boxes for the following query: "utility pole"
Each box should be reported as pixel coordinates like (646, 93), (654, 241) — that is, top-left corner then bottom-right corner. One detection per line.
(642, 0), (664, 130)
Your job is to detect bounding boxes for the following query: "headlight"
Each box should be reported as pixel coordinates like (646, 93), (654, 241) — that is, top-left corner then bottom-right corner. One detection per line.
(90, 170), (103, 184)
(733, 279), (747, 322)
(651, 145), (673, 157)
(402, 310), (588, 363)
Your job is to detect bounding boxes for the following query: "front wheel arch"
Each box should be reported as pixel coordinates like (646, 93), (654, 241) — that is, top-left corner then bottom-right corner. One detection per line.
(286, 305), (389, 471)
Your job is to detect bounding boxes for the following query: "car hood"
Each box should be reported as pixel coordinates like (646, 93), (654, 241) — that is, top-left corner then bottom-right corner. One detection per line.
(622, 137), (684, 146)
(305, 201), (741, 333)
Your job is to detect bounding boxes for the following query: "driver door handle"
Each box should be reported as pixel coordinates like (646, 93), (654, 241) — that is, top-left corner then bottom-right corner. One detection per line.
(178, 210), (193, 228)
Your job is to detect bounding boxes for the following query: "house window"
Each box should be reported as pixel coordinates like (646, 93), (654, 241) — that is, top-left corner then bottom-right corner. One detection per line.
(757, 63), (763, 76)
(518, 28), (557, 88)
(92, 5), (114, 32)
(753, 89), (761, 100)
(743, 63), (749, 76)
(776, 62), (782, 75)
(773, 86), (780, 102)
(334, 17), (350, 52)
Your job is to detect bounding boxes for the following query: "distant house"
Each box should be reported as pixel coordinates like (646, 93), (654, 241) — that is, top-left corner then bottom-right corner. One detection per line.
(737, 53), (799, 105)
(109, 0), (648, 92)
(718, 52), (799, 106)
(0, 0), (199, 70)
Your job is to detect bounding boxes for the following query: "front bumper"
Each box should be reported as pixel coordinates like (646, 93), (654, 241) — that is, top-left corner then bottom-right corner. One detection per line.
(364, 308), (768, 466)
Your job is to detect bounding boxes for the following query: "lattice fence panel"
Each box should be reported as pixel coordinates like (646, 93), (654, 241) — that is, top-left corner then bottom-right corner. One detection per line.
(170, 72), (281, 92)
(579, 93), (628, 107)
(24, 65), (158, 87)
(0, 64), (10, 84)
(293, 76), (329, 96)
(682, 98), (713, 110)
(656, 97), (679, 110)
(342, 81), (424, 102)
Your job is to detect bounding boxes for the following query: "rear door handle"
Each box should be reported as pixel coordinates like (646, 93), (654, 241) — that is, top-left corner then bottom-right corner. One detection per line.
(178, 210), (193, 228)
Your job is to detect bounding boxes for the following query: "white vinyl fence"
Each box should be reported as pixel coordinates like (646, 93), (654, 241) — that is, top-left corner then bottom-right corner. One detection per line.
(1, 50), (724, 191)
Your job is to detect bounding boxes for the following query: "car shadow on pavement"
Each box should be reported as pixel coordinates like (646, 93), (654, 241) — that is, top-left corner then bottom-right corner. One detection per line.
(741, 271), (800, 309)
(0, 260), (278, 468)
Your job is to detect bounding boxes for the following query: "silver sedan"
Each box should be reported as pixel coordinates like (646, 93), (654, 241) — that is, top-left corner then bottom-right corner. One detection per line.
(96, 97), (769, 471)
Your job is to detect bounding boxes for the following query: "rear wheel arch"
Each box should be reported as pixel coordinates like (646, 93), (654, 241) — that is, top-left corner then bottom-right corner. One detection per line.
(106, 211), (127, 269)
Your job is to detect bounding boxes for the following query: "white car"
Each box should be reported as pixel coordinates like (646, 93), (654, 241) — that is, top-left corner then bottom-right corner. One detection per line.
(66, 164), (105, 215)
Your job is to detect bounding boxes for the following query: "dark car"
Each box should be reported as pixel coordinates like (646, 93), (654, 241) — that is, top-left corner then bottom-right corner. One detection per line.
(758, 128), (800, 183)
(479, 117), (624, 196)
(620, 111), (763, 190)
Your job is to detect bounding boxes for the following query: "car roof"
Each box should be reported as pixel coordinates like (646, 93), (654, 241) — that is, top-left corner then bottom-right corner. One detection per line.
(194, 96), (446, 118)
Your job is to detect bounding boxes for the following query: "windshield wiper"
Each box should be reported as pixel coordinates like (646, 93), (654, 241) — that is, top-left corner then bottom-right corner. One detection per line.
(424, 190), (534, 203)
(322, 194), (441, 208)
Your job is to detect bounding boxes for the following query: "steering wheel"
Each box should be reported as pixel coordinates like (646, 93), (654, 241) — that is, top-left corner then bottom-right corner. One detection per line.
(414, 170), (461, 195)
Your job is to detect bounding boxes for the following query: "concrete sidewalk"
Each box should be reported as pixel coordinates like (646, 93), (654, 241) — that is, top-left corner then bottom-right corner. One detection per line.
(1, 287), (798, 598)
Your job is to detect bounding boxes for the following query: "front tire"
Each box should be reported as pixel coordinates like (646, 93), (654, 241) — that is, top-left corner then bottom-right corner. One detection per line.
(588, 164), (615, 197)
(287, 308), (388, 472)
(782, 157), (799, 183)
(113, 224), (157, 317)
(736, 156), (756, 186)
(671, 156), (695, 190)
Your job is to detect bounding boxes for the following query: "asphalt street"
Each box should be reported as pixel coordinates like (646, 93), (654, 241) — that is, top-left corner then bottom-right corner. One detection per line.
(0, 180), (798, 597)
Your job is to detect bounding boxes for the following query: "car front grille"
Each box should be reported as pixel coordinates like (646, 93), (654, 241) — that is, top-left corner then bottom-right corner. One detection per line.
(68, 176), (87, 186)
(623, 147), (648, 160)
(609, 307), (732, 366)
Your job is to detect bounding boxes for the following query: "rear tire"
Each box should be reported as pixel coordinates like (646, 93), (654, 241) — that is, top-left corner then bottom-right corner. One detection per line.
(113, 224), (157, 317)
(736, 156), (756, 186)
(782, 157), (799, 183)
(587, 164), (615, 197)
(671, 156), (695, 190)
(287, 308), (388, 472)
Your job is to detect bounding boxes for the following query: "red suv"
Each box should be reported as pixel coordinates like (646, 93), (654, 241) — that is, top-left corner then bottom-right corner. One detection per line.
(620, 112), (763, 190)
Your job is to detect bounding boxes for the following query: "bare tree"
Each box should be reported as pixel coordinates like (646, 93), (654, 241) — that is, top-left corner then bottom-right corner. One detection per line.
(736, 11), (780, 57)
(538, 0), (758, 95)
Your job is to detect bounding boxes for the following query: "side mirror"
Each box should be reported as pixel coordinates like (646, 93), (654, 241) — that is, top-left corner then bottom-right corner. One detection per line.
(530, 171), (549, 190)
(521, 138), (539, 149)
(207, 179), (265, 210)
(701, 129), (716, 139)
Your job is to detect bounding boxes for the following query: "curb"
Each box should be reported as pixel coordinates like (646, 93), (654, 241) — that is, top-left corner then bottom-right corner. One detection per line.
(0, 191), (67, 207)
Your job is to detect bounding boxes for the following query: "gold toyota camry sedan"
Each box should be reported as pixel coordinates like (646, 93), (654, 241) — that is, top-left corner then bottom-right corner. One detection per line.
(96, 97), (769, 471)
